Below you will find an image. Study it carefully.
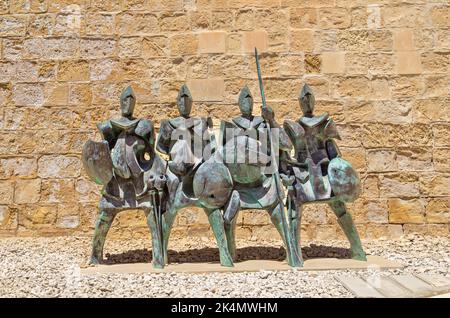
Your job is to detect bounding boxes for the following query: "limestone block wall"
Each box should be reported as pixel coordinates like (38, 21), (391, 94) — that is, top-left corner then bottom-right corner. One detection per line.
(0, 0), (449, 241)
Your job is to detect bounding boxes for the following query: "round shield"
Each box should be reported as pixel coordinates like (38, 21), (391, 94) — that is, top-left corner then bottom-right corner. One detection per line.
(328, 157), (361, 202)
(193, 162), (233, 209)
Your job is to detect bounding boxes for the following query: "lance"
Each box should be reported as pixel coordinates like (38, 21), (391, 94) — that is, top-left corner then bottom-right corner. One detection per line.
(254, 48), (301, 266)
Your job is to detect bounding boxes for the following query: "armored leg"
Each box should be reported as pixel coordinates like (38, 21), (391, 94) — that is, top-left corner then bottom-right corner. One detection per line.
(90, 208), (117, 265)
(144, 208), (165, 269)
(269, 203), (304, 267)
(329, 200), (367, 261)
(206, 208), (234, 267)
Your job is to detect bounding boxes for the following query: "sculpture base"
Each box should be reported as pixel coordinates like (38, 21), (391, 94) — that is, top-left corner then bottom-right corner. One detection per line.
(81, 255), (402, 275)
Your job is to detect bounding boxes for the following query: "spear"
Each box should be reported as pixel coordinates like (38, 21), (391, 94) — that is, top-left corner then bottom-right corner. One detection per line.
(254, 48), (301, 266)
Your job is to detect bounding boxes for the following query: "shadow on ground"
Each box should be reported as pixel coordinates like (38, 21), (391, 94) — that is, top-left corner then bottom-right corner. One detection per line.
(104, 245), (352, 265)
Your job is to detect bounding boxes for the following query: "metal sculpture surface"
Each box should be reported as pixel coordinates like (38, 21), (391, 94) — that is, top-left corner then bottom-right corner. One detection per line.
(82, 50), (366, 269)
(281, 84), (366, 263)
(82, 86), (167, 268)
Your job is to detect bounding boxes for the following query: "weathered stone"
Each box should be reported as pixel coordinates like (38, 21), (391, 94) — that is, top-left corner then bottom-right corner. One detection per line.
(0, 181), (13, 204)
(318, 8), (351, 29)
(369, 30), (393, 51)
(0, 157), (37, 179)
(80, 39), (116, 58)
(433, 148), (450, 173)
(395, 52), (423, 75)
(396, 148), (432, 171)
(304, 54), (321, 73)
(432, 124), (450, 147)
(198, 31), (226, 54)
(187, 78), (225, 102)
(85, 13), (114, 36)
(170, 34), (198, 55)
(430, 6), (450, 27)
(12, 84), (44, 107)
(27, 14), (55, 37)
(57, 60), (90, 81)
(290, 8), (317, 28)
(14, 179), (41, 204)
(321, 52), (345, 74)
(160, 12), (189, 32)
(0, 15), (27, 36)
(426, 198), (450, 224)
(380, 173), (420, 198)
(40, 179), (77, 203)
(393, 29), (414, 51)
(38, 156), (81, 179)
(403, 224), (449, 236)
(337, 30), (368, 51)
(420, 174), (450, 197)
(388, 198), (425, 224)
(242, 30), (269, 53)
(367, 149), (397, 172)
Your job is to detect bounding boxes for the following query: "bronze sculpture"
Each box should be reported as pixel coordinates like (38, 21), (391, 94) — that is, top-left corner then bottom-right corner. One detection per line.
(82, 50), (366, 269)
(82, 86), (167, 268)
(281, 84), (366, 263)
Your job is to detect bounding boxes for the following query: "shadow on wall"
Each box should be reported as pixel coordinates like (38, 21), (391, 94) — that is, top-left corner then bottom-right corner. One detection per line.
(104, 245), (352, 264)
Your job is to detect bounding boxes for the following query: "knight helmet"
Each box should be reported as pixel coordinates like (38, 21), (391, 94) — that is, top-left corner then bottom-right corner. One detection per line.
(120, 86), (136, 118)
(177, 84), (193, 118)
(238, 86), (253, 117)
(299, 84), (315, 117)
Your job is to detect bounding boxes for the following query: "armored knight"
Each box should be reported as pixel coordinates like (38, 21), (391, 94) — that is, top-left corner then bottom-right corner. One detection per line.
(156, 84), (216, 178)
(82, 86), (167, 268)
(282, 84), (366, 261)
(219, 86), (292, 186)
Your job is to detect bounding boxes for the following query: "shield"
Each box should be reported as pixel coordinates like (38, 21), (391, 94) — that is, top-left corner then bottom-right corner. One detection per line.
(82, 140), (113, 185)
(328, 157), (361, 202)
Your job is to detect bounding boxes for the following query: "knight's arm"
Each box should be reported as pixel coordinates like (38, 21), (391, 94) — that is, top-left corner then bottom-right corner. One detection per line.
(205, 117), (217, 153)
(97, 120), (116, 149)
(156, 119), (173, 155)
(263, 107), (293, 152)
(135, 119), (156, 149)
(323, 118), (342, 159)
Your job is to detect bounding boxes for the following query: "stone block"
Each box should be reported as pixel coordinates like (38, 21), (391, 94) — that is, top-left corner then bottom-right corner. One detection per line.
(393, 29), (414, 51)
(426, 198), (450, 224)
(432, 124), (450, 147)
(38, 155), (81, 179)
(321, 52), (345, 74)
(433, 148), (450, 173)
(160, 12), (189, 32)
(395, 52), (422, 75)
(318, 8), (351, 29)
(380, 173), (420, 198)
(57, 60), (90, 81)
(0, 15), (27, 36)
(290, 8), (317, 28)
(14, 179), (41, 204)
(198, 31), (227, 54)
(0, 157), (37, 179)
(170, 34), (198, 55)
(290, 29), (314, 53)
(187, 78), (225, 102)
(367, 149), (397, 172)
(0, 181), (13, 204)
(420, 174), (450, 197)
(388, 198), (425, 224)
(242, 30), (268, 53)
(431, 6), (450, 27)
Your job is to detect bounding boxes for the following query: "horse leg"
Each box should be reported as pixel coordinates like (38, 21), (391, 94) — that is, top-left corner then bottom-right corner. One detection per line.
(290, 199), (302, 255)
(329, 200), (367, 261)
(206, 208), (234, 267)
(144, 208), (164, 269)
(224, 218), (237, 261)
(269, 203), (304, 267)
(223, 190), (241, 261)
(90, 208), (117, 265)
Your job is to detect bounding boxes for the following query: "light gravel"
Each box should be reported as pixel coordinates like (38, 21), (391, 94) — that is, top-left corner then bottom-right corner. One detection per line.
(0, 235), (448, 298)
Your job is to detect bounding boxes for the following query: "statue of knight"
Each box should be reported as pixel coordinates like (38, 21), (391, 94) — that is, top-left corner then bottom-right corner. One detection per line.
(281, 84), (367, 262)
(82, 86), (167, 268)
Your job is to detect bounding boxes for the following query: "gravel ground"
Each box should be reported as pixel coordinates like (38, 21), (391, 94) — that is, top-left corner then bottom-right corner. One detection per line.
(0, 234), (448, 298)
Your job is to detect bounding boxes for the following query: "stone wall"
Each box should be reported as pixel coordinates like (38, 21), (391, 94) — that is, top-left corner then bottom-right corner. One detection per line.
(0, 0), (449, 241)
